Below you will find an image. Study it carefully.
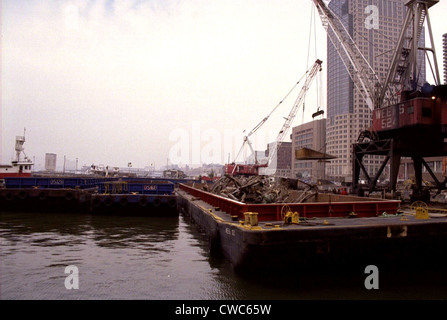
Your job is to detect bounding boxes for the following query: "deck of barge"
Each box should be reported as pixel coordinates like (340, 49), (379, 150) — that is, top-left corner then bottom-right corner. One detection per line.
(177, 186), (447, 272)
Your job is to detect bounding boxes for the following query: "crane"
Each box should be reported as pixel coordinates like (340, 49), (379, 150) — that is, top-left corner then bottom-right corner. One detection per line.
(312, 0), (447, 199)
(378, 0), (441, 106)
(225, 59), (323, 176)
(261, 59), (323, 176)
(311, 0), (381, 110)
(312, 0), (441, 123)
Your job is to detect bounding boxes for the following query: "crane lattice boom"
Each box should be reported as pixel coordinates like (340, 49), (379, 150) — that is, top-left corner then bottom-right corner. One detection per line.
(312, 0), (382, 110)
(262, 59), (323, 175)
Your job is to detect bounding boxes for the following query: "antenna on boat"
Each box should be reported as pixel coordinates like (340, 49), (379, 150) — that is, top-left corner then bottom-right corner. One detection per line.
(15, 128), (28, 162)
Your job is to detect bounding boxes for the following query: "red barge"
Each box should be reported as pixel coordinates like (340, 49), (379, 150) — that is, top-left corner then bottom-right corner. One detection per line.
(177, 184), (447, 272)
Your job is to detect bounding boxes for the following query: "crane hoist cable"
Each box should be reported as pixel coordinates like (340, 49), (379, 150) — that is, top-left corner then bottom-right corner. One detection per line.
(305, 4), (323, 123)
(248, 68), (311, 137)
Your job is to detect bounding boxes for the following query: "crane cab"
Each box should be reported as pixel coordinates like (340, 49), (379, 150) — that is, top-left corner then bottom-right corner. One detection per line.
(372, 84), (447, 134)
(224, 163), (268, 176)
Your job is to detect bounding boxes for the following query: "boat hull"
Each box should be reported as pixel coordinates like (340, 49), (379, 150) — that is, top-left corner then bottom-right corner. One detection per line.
(0, 173), (32, 178)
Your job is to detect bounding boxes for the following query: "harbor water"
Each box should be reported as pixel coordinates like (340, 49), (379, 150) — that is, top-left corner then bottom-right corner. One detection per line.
(1, 209), (447, 300)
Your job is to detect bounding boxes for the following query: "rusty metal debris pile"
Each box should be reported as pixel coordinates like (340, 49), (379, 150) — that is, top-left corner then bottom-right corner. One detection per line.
(202, 175), (319, 204)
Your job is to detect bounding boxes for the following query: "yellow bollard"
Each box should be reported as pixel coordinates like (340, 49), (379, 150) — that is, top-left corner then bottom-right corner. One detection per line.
(415, 207), (430, 220)
(249, 212), (258, 226)
(291, 212), (299, 224)
(244, 212), (252, 225)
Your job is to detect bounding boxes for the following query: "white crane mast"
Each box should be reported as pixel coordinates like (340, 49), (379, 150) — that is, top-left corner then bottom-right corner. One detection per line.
(311, 0), (383, 110)
(262, 59), (323, 176)
(231, 61), (320, 174)
(312, 0), (440, 110)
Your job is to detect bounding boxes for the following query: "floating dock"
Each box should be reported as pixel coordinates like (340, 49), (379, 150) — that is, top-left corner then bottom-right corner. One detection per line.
(0, 177), (178, 215)
(177, 183), (447, 272)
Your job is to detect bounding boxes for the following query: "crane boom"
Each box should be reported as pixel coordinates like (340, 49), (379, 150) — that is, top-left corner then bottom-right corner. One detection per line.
(312, 0), (441, 111)
(378, 0), (440, 106)
(262, 59), (323, 175)
(311, 0), (383, 110)
(229, 60), (318, 174)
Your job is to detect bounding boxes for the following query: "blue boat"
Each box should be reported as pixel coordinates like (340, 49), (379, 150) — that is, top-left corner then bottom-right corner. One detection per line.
(0, 177), (177, 216)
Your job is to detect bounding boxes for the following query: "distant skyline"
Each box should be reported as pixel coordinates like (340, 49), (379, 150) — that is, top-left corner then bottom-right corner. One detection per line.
(2, 0), (446, 169)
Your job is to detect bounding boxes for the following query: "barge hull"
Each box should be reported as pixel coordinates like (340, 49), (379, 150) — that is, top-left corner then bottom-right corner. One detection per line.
(90, 194), (177, 216)
(177, 188), (447, 272)
(0, 177), (178, 216)
(0, 188), (93, 213)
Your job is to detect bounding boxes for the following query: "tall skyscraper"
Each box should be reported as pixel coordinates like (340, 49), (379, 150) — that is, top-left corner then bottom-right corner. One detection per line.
(325, 0), (417, 182)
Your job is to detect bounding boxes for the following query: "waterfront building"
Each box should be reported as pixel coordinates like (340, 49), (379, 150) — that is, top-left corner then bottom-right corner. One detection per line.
(291, 118), (326, 181)
(44, 153), (57, 172)
(265, 141), (292, 177)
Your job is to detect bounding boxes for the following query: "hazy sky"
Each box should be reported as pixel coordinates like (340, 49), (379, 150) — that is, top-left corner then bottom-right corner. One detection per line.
(1, 0), (446, 170)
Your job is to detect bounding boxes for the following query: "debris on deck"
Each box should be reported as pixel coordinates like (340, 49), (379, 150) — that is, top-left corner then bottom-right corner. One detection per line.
(201, 175), (320, 204)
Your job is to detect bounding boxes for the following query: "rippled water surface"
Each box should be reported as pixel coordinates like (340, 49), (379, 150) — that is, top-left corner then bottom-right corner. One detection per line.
(1, 210), (447, 300)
